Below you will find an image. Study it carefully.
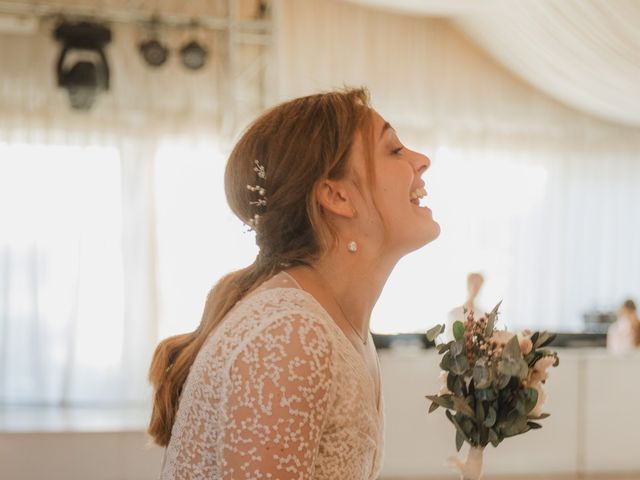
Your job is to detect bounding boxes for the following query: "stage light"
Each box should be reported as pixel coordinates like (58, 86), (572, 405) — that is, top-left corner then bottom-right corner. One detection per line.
(139, 38), (169, 67)
(180, 40), (207, 70)
(54, 21), (111, 110)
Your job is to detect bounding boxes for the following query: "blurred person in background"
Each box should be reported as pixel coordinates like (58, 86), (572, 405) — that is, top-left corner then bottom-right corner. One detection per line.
(444, 272), (485, 342)
(607, 299), (640, 354)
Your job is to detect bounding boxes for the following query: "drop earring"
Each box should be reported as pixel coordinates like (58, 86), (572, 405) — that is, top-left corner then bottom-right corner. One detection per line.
(347, 240), (358, 253)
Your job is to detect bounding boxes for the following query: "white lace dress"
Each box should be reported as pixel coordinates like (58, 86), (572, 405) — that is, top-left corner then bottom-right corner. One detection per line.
(160, 271), (385, 480)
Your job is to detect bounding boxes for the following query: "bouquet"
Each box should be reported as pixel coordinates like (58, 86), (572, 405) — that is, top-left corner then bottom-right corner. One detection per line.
(425, 302), (559, 480)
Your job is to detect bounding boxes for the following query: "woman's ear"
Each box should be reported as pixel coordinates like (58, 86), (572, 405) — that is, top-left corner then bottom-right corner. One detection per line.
(315, 179), (356, 219)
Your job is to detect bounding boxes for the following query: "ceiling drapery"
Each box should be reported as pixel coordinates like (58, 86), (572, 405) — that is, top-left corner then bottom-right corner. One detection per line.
(348, 0), (640, 128)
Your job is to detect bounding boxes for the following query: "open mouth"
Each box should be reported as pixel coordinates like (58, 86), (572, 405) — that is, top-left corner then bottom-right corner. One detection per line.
(410, 186), (427, 207)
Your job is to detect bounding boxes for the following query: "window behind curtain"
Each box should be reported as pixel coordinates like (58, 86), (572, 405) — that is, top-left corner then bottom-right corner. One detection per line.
(0, 143), (123, 405)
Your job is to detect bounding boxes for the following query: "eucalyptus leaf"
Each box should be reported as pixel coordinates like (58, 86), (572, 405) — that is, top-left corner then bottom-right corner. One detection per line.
(529, 331), (540, 346)
(479, 425), (489, 446)
(453, 321), (465, 341)
(484, 301), (502, 337)
(460, 415), (475, 436)
(502, 335), (523, 360)
(437, 342), (452, 354)
(475, 399), (485, 422)
(425, 394), (454, 409)
(446, 409), (470, 444)
(497, 356), (528, 379)
(494, 370), (512, 389)
(428, 401), (440, 413)
(475, 388), (498, 402)
(471, 426), (481, 446)
(452, 395), (475, 418)
(533, 331), (556, 349)
(473, 363), (492, 389)
(488, 428), (500, 447)
(450, 353), (469, 376)
(456, 430), (465, 452)
(426, 324), (445, 342)
(440, 351), (453, 372)
(528, 412), (550, 420)
(501, 416), (529, 437)
(527, 421), (542, 429)
(522, 387), (538, 414)
(447, 373), (464, 397)
(450, 339), (465, 356)
(483, 406), (497, 427)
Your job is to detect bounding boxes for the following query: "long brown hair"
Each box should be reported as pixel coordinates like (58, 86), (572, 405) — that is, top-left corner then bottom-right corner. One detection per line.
(148, 88), (378, 446)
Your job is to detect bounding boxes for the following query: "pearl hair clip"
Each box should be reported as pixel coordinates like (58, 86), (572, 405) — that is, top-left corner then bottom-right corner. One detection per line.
(247, 159), (267, 231)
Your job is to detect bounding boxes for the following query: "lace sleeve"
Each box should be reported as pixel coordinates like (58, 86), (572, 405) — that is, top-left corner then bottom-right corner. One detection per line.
(220, 312), (335, 479)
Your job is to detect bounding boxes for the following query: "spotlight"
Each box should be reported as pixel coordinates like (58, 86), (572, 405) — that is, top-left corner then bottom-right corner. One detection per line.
(139, 38), (169, 67)
(257, 0), (269, 18)
(54, 21), (111, 110)
(180, 40), (207, 70)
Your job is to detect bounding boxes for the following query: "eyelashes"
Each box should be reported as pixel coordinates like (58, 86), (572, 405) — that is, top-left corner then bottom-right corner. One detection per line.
(391, 146), (404, 155)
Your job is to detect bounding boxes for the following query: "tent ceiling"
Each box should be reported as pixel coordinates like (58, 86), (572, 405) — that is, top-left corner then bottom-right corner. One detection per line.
(347, 0), (640, 128)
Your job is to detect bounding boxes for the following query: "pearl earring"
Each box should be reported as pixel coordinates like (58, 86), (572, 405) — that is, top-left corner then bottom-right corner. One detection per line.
(347, 240), (358, 253)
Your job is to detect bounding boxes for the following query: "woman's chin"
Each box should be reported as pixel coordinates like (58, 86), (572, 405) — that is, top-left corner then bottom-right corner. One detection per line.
(401, 221), (440, 254)
(430, 220), (441, 240)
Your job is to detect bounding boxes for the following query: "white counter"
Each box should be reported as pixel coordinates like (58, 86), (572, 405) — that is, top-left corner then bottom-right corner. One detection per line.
(379, 346), (638, 477)
(1, 347), (637, 479)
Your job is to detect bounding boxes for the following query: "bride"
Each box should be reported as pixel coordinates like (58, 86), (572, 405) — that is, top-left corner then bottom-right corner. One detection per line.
(148, 88), (440, 479)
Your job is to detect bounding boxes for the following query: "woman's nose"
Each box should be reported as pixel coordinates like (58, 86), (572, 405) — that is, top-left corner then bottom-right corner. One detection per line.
(414, 151), (430, 175)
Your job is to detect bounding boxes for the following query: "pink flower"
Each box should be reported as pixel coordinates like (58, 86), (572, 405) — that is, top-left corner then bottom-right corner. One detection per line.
(530, 380), (547, 417)
(529, 355), (555, 383)
(517, 332), (533, 355)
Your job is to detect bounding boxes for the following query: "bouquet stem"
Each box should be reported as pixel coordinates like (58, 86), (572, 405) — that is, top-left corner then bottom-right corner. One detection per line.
(461, 445), (484, 480)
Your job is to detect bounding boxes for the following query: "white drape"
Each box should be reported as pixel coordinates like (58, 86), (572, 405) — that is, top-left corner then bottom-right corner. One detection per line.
(348, 0), (640, 127)
(0, 133), (158, 405)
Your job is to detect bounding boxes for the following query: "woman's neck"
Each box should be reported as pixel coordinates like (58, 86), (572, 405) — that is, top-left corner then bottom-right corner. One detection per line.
(287, 250), (397, 339)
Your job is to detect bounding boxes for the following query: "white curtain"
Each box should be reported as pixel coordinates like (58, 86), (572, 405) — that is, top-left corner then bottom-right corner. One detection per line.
(0, 132), (158, 405)
(348, 0), (640, 127)
(277, 0), (640, 332)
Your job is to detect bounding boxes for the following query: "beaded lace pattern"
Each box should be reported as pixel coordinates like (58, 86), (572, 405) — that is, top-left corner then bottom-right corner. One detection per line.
(159, 271), (385, 479)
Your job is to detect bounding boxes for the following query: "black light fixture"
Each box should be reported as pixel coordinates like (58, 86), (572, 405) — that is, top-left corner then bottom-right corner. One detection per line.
(179, 40), (207, 70)
(54, 21), (111, 110)
(139, 38), (169, 67)
(139, 16), (169, 68)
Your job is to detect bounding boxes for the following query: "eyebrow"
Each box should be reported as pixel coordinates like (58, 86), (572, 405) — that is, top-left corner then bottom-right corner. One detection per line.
(379, 121), (394, 139)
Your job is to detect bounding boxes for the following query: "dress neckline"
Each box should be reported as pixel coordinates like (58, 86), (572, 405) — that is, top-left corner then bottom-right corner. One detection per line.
(266, 270), (383, 417)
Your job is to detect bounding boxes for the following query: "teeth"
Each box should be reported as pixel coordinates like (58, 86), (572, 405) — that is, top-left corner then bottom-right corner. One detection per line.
(410, 187), (427, 200)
